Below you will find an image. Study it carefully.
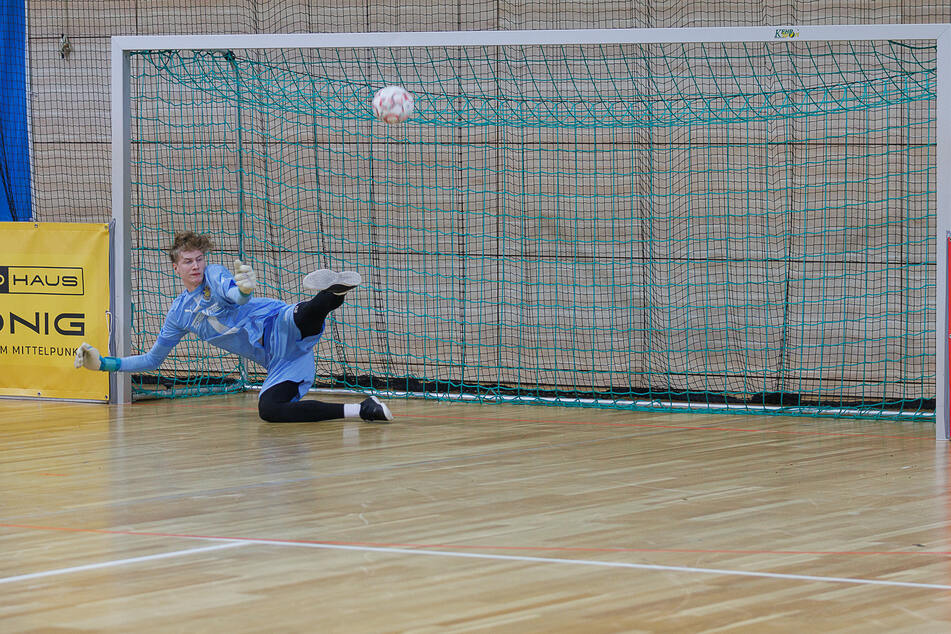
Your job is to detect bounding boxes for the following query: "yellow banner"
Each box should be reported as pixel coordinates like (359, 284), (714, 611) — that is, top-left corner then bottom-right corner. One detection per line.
(0, 222), (110, 401)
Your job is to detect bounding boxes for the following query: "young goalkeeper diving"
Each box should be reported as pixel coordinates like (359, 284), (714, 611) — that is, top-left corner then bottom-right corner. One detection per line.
(74, 231), (393, 423)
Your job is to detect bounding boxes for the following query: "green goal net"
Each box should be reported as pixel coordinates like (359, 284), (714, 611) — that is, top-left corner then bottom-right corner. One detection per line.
(122, 34), (937, 419)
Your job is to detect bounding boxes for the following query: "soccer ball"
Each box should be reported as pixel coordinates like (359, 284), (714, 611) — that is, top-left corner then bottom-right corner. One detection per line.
(372, 86), (415, 124)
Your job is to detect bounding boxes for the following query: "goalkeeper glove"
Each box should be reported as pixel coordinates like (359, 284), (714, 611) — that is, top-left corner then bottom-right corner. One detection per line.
(234, 259), (257, 295)
(74, 342), (102, 370)
(74, 343), (120, 372)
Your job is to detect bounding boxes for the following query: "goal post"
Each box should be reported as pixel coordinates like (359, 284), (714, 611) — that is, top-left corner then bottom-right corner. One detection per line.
(111, 25), (951, 440)
(938, 28), (951, 442)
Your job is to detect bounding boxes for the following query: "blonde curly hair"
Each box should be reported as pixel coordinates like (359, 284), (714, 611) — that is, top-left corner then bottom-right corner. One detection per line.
(168, 231), (213, 263)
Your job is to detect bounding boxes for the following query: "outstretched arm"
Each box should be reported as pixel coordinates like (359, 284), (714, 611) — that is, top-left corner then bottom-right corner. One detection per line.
(74, 338), (177, 373)
(75, 310), (185, 373)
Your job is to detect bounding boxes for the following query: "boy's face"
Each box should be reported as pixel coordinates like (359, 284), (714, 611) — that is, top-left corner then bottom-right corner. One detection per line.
(173, 249), (207, 291)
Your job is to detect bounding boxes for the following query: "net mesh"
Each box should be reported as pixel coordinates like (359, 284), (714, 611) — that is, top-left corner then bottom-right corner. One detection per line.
(126, 39), (935, 418)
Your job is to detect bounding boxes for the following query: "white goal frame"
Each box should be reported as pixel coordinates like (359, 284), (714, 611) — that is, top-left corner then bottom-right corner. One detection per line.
(111, 24), (951, 440)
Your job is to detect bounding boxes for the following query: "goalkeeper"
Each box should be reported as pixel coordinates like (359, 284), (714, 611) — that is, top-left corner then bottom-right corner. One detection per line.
(74, 231), (392, 424)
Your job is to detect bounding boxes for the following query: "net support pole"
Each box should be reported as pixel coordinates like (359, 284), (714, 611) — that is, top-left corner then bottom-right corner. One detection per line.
(110, 43), (132, 404)
(937, 30), (951, 441)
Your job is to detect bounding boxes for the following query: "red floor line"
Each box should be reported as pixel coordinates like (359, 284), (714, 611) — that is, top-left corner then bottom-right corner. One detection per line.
(132, 403), (933, 441)
(409, 414), (933, 441)
(2, 522), (948, 558)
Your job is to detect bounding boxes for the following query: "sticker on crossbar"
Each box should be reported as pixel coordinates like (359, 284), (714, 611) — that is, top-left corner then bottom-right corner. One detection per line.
(775, 29), (800, 39)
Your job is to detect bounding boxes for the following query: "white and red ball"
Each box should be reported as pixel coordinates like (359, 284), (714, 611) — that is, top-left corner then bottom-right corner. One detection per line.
(372, 86), (415, 124)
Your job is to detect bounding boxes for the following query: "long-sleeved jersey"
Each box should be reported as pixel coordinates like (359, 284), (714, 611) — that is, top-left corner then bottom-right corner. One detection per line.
(119, 263), (287, 372)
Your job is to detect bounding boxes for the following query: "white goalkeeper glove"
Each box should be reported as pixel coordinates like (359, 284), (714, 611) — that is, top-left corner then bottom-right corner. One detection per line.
(74, 342), (102, 371)
(234, 259), (257, 295)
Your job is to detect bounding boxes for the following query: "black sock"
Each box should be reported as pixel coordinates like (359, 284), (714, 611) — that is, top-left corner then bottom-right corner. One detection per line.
(293, 290), (346, 338)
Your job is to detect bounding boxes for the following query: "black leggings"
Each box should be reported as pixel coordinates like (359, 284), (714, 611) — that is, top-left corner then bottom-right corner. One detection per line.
(257, 290), (348, 423)
(258, 380), (344, 423)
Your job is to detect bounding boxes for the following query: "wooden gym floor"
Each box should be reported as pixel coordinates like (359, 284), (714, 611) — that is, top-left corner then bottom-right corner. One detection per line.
(0, 393), (949, 632)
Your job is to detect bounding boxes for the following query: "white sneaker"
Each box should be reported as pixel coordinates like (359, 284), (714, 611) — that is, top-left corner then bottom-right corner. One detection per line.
(302, 269), (362, 295)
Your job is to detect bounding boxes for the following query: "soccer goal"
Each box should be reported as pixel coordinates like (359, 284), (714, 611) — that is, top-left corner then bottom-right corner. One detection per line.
(111, 25), (951, 439)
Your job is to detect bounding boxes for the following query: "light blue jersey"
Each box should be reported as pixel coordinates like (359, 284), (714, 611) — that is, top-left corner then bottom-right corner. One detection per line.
(118, 263), (322, 400)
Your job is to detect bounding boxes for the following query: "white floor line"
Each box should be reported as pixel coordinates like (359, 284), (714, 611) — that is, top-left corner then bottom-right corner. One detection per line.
(4, 532), (948, 592)
(224, 537), (951, 591)
(0, 541), (245, 585)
